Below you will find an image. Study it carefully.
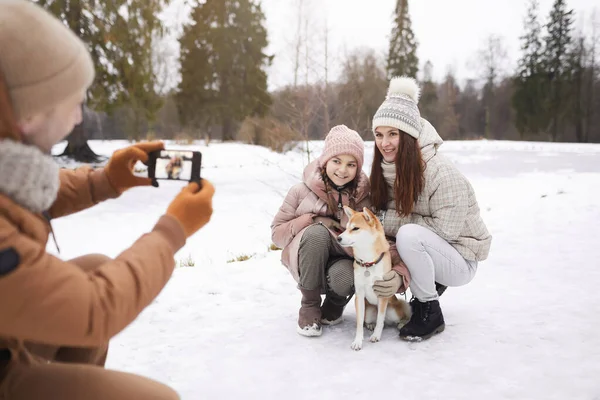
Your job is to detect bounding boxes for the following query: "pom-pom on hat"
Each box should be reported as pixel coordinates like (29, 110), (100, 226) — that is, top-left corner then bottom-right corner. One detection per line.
(372, 76), (422, 139)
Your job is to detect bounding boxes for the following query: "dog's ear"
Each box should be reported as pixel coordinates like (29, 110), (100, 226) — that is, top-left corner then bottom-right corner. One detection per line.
(362, 207), (378, 226)
(343, 205), (355, 219)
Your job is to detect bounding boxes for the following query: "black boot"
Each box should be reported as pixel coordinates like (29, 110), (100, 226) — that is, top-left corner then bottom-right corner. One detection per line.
(321, 291), (353, 326)
(399, 298), (445, 341)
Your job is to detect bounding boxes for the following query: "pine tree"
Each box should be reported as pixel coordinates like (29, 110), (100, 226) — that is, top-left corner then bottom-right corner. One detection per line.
(457, 79), (485, 137)
(541, 0), (574, 141)
(387, 0), (419, 79)
(477, 34), (508, 139)
(177, 0), (272, 141)
(34, 0), (168, 158)
(106, 1), (166, 139)
(513, 0), (546, 138)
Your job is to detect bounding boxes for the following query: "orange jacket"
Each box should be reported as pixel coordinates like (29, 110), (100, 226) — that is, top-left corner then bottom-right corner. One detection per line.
(0, 166), (185, 362)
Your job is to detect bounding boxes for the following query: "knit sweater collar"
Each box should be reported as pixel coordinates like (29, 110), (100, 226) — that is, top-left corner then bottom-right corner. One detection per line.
(0, 140), (60, 213)
(381, 160), (396, 198)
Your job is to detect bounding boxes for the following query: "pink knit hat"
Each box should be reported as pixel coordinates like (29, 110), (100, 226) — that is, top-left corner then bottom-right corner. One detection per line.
(318, 125), (364, 172)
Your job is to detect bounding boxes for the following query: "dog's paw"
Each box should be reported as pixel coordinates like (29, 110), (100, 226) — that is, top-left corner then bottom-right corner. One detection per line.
(350, 340), (363, 351)
(369, 333), (381, 343)
(365, 323), (376, 331)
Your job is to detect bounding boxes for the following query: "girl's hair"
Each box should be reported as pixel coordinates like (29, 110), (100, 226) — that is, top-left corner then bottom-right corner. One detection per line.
(0, 69), (21, 141)
(370, 131), (425, 217)
(320, 168), (358, 219)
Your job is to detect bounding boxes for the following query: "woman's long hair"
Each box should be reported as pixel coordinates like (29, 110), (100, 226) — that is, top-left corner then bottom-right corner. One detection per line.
(370, 132), (425, 217)
(0, 69), (21, 141)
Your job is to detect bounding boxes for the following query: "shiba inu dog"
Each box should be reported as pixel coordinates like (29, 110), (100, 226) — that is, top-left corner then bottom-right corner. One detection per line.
(337, 206), (410, 351)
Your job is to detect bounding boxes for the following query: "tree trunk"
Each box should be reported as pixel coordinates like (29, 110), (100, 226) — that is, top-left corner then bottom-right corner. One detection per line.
(574, 67), (583, 143)
(58, 105), (104, 163)
(573, 37), (584, 143)
(551, 81), (559, 142)
(484, 106), (491, 139)
(221, 117), (234, 141)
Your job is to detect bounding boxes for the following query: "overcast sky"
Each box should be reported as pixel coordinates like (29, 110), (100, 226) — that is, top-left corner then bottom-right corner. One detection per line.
(161, 0), (598, 91)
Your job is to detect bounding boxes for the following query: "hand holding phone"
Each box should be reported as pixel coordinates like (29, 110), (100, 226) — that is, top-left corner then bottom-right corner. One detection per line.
(105, 141), (165, 194)
(166, 180), (215, 237)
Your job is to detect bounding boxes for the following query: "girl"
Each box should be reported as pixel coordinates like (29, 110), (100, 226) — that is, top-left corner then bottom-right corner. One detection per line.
(271, 125), (370, 337)
(370, 77), (492, 341)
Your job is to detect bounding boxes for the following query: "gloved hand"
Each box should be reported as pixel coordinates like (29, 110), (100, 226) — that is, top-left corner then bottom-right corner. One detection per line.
(373, 270), (403, 298)
(313, 216), (344, 233)
(166, 180), (215, 237)
(104, 141), (164, 194)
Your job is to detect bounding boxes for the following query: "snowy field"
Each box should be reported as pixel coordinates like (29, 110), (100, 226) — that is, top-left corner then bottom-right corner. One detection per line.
(50, 139), (600, 400)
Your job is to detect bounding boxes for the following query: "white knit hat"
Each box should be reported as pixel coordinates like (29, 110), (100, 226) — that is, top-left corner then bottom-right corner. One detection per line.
(372, 76), (423, 139)
(0, 0), (95, 122)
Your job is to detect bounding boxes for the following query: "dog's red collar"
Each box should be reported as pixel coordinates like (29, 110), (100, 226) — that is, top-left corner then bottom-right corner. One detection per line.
(355, 252), (385, 268)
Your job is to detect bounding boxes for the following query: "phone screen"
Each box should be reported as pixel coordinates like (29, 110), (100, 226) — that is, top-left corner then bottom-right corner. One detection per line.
(155, 150), (194, 181)
(147, 149), (202, 183)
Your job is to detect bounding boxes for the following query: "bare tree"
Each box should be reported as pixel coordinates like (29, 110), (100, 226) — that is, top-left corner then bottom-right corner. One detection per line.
(437, 66), (461, 139)
(152, 31), (177, 97)
(274, 0), (333, 164)
(156, 93), (181, 139)
(336, 48), (387, 138)
(322, 19), (331, 133)
(419, 60), (440, 126)
(270, 85), (320, 155)
(455, 79), (483, 138)
(571, 32), (586, 142)
(471, 34), (510, 138)
(585, 9), (599, 142)
(476, 34), (510, 87)
(293, 0), (305, 88)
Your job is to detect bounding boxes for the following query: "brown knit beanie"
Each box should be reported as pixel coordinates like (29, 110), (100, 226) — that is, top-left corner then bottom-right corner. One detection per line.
(0, 0), (95, 124)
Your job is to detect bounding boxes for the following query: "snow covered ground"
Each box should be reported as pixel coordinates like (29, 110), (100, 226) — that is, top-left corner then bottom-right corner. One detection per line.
(50, 139), (600, 400)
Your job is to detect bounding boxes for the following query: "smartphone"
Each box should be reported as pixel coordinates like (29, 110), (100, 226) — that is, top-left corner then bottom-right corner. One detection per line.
(147, 150), (202, 185)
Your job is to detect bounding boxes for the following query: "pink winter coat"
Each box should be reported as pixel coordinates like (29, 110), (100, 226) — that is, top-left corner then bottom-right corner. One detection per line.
(270, 160), (370, 282)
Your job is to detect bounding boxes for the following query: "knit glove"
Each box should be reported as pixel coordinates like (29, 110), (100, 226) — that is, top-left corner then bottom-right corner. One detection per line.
(104, 141), (164, 194)
(166, 180), (215, 237)
(373, 270), (403, 298)
(313, 216), (344, 233)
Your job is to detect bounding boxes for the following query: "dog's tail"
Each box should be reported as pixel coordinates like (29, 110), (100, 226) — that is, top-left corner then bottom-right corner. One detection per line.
(389, 295), (412, 321)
